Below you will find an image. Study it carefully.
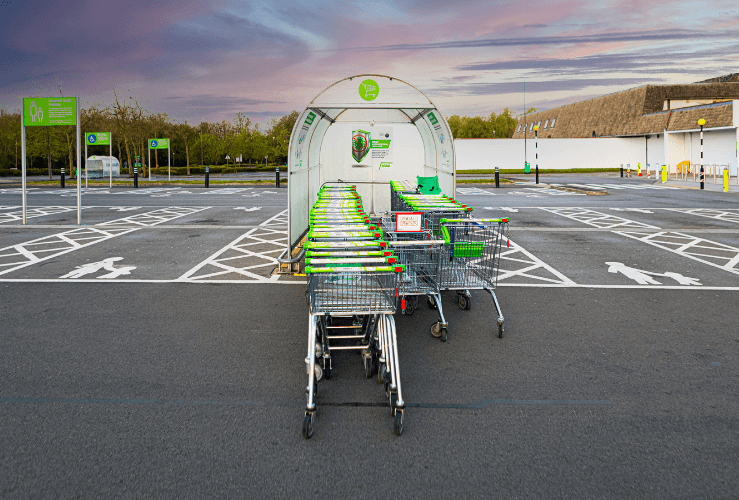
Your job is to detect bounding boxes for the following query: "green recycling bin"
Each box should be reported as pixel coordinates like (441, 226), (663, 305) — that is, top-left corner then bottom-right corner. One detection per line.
(524, 161), (531, 173)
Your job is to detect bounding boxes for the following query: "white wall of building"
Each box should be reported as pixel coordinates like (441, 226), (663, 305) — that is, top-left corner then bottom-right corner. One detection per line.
(456, 137), (653, 171)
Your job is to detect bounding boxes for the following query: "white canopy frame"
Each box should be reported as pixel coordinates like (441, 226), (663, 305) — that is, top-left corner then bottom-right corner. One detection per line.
(285, 74), (456, 251)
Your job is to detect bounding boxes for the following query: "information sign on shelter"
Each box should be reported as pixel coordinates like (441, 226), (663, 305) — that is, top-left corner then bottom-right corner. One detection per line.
(395, 212), (423, 232)
(23, 97), (77, 126)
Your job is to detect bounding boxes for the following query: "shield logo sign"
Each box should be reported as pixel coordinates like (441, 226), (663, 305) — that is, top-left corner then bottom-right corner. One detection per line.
(352, 129), (371, 162)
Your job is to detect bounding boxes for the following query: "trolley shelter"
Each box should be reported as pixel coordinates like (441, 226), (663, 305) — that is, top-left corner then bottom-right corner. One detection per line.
(287, 75), (456, 253)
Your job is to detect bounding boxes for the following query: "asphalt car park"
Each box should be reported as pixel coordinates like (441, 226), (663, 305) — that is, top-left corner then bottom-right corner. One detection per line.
(1, 177), (738, 497)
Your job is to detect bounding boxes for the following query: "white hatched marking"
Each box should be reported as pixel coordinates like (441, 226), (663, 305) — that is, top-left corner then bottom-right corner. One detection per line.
(0, 206), (80, 224)
(665, 208), (739, 225)
(456, 187), (497, 196)
(617, 231), (739, 275)
(540, 207), (659, 229)
(509, 188), (584, 197)
(495, 234), (575, 285)
(97, 206), (209, 226)
(179, 209), (288, 282)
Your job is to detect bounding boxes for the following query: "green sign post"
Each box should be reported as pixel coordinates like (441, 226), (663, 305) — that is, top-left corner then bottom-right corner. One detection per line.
(86, 132), (113, 188)
(21, 97), (81, 224)
(148, 138), (171, 181)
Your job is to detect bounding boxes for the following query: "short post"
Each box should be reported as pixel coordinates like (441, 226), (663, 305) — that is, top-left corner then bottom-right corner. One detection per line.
(534, 125), (539, 184)
(713, 164), (717, 184)
(275, 165), (280, 188)
(620, 164), (623, 177)
(205, 166), (209, 188)
(134, 166), (138, 188)
(638, 162), (642, 176)
(60, 167), (65, 188)
(723, 166), (729, 192)
(661, 165), (667, 183)
(495, 166), (500, 188)
(627, 164), (631, 178)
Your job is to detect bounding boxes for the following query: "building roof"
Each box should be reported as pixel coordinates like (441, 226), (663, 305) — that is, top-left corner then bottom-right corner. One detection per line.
(513, 79), (739, 139)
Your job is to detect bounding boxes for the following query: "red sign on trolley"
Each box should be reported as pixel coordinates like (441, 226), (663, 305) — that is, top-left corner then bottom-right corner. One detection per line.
(395, 212), (423, 232)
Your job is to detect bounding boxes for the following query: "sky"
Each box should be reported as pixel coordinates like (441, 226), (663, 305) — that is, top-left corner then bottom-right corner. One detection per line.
(1, 0), (738, 126)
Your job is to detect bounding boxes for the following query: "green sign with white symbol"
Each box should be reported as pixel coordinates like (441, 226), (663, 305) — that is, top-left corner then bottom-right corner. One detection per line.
(148, 138), (169, 149)
(23, 97), (77, 126)
(86, 132), (111, 146)
(358, 79), (379, 101)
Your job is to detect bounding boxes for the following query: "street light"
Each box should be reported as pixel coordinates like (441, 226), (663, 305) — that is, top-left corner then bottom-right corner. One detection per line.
(698, 118), (705, 190)
(534, 125), (539, 184)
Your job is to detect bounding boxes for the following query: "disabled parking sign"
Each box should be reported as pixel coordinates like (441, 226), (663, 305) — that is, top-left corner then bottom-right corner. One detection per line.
(148, 138), (169, 149)
(86, 132), (111, 145)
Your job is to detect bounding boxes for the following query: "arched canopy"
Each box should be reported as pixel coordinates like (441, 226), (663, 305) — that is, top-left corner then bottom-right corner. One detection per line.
(287, 74), (455, 249)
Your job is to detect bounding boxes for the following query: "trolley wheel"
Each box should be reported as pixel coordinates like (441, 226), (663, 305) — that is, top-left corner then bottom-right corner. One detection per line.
(390, 392), (398, 414)
(457, 293), (471, 310)
(363, 351), (374, 378)
(302, 412), (314, 439)
(498, 322), (504, 339)
(403, 298), (415, 316)
(431, 321), (447, 342)
(378, 363), (386, 384)
(440, 327), (448, 342)
(323, 357), (332, 379)
(393, 409), (404, 436)
(427, 296), (438, 310)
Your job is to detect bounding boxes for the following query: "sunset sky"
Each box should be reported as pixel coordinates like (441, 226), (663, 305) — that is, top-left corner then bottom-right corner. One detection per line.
(1, 0), (738, 125)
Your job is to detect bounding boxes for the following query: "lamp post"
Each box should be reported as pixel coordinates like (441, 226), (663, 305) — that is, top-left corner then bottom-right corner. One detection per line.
(699, 118), (705, 190)
(534, 125), (539, 184)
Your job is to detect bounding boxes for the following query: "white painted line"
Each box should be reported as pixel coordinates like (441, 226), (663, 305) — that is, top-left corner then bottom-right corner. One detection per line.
(540, 207), (660, 229)
(97, 206), (210, 227)
(497, 235), (576, 285)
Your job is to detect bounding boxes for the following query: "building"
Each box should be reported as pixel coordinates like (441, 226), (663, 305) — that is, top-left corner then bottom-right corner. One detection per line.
(508, 74), (739, 175)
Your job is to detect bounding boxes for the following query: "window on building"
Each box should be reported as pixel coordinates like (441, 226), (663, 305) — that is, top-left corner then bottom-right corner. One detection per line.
(529, 123), (534, 132)
(544, 119), (549, 129)
(517, 124), (521, 133)
(551, 118), (556, 129)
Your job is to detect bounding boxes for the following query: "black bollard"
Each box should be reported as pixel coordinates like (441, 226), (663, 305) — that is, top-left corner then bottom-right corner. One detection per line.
(205, 166), (209, 188)
(495, 166), (499, 188)
(620, 165), (623, 178)
(61, 168), (65, 188)
(134, 167), (138, 188)
(275, 166), (280, 188)
(700, 165), (704, 190)
(536, 166), (539, 185)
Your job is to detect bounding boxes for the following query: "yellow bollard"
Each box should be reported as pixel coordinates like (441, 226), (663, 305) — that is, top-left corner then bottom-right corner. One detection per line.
(724, 168), (729, 193)
(661, 165), (667, 183)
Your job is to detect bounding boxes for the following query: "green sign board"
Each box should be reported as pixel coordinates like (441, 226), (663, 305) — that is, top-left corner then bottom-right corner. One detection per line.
(148, 138), (169, 149)
(358, 79), (378, 101)
(86, 132), (111, 146)
(23, 97), (77, 126)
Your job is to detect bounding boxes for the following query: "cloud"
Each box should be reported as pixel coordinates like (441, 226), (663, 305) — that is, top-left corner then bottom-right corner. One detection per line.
(428, 78), (666, 97)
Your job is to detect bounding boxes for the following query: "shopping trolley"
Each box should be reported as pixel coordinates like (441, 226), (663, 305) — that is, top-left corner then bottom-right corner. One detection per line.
(303, 264), (406, 438)
(438, 217), (509, 338)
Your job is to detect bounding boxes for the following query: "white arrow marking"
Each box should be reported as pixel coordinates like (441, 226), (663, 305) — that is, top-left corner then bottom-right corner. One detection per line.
(109, 207), (141, 212)
(606, 262), (701, 285)
(484, 207), (519, 212)
(233, 207), (262, 212)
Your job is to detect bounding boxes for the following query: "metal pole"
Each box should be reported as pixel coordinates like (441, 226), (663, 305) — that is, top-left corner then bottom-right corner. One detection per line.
(85, 142), (88, 189)
(110, 134), (112, 188)
(700, 123), (704, 190)
(168, 141), (171, 182)
(21, 101), (26, 224)
(148, 144), (151, 182)
(523, 80), (527, 171)
(76, 98), (81, 225)
(535, 127), (539, 184)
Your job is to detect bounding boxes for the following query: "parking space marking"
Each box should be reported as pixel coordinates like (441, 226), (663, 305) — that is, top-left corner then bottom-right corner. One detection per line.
(97, 206), (210, 227)
(540, 207), (660, 229)
(509, 188), (585, 197)
(567, 183), (679, 190)
(665, 208), (739, 224)
(617, 231), (739, 275)
(179, 209), (288, 282)
(0, 227), (138, 276)
(0, 206), (82, 224)
(496, 236), (575, 284)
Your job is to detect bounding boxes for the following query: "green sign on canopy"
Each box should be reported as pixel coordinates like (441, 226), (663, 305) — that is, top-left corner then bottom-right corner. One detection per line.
(148, 138), (169, 149)
(23, 97), (77, 126)
(86, 132), (111, 146)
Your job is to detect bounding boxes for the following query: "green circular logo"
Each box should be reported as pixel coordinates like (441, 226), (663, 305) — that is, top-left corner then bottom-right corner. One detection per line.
(358, 79), (379, 101)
